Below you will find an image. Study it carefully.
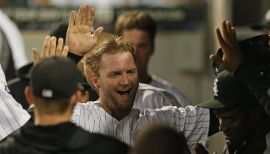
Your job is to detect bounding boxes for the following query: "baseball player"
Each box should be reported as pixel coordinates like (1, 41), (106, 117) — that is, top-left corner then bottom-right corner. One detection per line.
(61, 5), (212, 149)
(71, 36), (210, 149)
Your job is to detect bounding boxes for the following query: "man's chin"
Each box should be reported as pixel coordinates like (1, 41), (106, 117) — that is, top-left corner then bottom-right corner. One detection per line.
(116, 101), (133, 111)
(226, 139), (243, 149)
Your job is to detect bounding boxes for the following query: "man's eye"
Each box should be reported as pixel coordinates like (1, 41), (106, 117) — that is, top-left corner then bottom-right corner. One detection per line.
(127, 69), (137, 75)
(109, 73), (120, 77)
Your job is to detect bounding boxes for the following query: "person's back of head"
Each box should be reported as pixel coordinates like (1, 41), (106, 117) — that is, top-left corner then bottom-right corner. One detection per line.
(26, 56), (83, 117)
(132, 124), (191, 154)
(115, 11), (157, 43)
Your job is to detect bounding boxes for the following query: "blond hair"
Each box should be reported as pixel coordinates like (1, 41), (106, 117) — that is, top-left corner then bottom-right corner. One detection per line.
(84, 36), (135, 76)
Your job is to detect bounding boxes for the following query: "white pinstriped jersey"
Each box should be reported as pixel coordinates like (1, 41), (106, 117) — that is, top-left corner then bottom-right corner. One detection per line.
(133, 83), (181, 110)
(0, 65), (30, 141)
(72, 101), (209, 148)
(150, 75), (191, 107)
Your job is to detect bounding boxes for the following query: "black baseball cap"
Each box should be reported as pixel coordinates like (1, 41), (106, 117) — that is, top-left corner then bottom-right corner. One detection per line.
(251, 10), (270, 30)
(30, 56), (83, 99)
(197, 71), (258, 108)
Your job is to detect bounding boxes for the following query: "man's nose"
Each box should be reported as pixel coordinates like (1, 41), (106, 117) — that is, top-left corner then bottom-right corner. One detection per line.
(120, 74), (129, 85)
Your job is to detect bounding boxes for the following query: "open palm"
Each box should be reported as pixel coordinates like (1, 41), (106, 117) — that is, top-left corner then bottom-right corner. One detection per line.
(66, 5), (103, 56)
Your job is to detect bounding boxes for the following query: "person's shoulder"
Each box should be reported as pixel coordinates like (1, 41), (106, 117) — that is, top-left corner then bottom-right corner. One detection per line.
(150, 75), (191, 106)
(136, 83), (180, 107)
(0, 128), (24, 153)
(74, 100), (100, 109)
(138, 83), (167, 93)
(137, 83), (173, 101)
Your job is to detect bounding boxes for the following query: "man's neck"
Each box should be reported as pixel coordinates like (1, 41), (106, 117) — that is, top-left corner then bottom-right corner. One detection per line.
(34, 112), (71, 126)
(99, 99), (131, 121)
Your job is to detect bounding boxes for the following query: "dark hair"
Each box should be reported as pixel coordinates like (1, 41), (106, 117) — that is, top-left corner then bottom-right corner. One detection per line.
(133, 124), (191, 154)
(115, 11), (157, 44)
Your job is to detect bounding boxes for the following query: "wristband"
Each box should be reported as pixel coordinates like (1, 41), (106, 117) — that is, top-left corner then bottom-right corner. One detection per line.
(67, 52), (83, 64)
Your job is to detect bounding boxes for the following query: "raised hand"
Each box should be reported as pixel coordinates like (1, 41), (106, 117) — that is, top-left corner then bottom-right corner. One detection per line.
(66, 5), (103, 56)
(210, 21), (243, 73)
(32, 36), (69, 65)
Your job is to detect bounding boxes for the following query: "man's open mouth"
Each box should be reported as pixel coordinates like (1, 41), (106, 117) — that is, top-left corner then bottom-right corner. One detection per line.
(117, 88), (131, 95)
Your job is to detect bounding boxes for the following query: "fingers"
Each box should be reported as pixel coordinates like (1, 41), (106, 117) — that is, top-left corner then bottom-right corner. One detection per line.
(62, 45), (69, 57)
(92, 27), (104, 41)
(49, 36), (57, 56)
(32, 48), (40, 65)
(56, 38), (64, 56)
(216, 28), (227, 49)
(39, 36), (68, 62)
(75, 5), (86, 25)
(88, 7), (95, 29)
(226, 22), (238, 43)
(81, 5), (89, 25)
(221, 21), (231, 44)
(42, 36), (51, 57)
(68, 11), (76, 28)
(230, 26), (237, 42)
(70, 5), (93, 27)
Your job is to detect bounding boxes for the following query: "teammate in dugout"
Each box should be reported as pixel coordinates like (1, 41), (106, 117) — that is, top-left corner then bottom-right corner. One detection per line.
(207, 20), (270, 153)
(114, 11), (190, 107)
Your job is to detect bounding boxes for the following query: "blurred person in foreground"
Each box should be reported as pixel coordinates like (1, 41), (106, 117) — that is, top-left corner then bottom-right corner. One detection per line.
(115, 11), (190, 107)
(0, 56), (129, 154)
(131, 124), (191, 154)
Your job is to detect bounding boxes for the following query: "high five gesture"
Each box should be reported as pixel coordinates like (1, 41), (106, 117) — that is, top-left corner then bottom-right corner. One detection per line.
(66, 5), (103, 56)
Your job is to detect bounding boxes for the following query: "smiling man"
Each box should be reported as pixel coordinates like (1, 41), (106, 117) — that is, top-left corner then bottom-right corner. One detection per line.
(72, 37), (210, 149)
(88, 38), (139, 120)
(64, 5), (210, 149)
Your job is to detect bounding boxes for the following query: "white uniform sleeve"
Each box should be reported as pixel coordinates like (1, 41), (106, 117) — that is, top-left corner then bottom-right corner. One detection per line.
(0, 65), (30, 141)
(138, 106), (210, 147)
(134, 84), (180, 110)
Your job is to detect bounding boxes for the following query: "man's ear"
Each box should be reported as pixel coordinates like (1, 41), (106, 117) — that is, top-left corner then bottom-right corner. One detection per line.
(70, 90), (80, 106)
(24, 86), (33, 106)
(92, 73), (100, 89)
